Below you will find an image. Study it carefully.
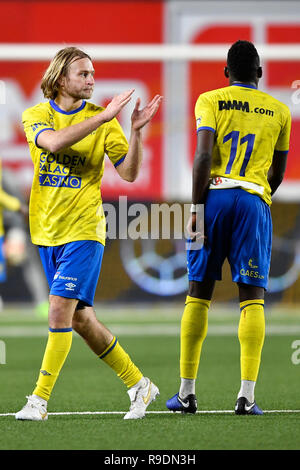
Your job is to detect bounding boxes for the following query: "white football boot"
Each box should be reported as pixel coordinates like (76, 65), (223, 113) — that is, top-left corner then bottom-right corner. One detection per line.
(15, 395), (48, 421)
(124, 377), (159, 420)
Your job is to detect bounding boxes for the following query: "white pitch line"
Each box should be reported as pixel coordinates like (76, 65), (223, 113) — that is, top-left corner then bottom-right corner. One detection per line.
(1, 324), (300, 337)
(1, 409), (300, 417)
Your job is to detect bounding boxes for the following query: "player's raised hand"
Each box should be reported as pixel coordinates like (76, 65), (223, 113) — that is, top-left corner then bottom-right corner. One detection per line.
(131, 95), (163, 131)
(102, 89), (135, 122)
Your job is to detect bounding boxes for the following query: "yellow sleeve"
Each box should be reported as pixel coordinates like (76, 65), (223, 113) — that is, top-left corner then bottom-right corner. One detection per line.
(22, 106), (54, 149)
(104, 117), (129, 167)
(0, 189), (21, 211)
(194, 94), (217, 133)
(275, 107), (291, 152)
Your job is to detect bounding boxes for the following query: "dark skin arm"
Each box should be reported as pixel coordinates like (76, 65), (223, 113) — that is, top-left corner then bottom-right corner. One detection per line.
(187, 129), (214, 239)
(192, 129), (215, 204)
(267, 150), (288, 196)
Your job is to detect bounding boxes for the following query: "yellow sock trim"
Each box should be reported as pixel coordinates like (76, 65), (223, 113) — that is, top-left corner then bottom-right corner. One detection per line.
(185, 295), (211, 308)
(240, 299), (264, 310)
(180, 296), (210, 380)
(239, 301), (265, 382)
(33, 329), (72, 401)
(99, 336), (143, 388)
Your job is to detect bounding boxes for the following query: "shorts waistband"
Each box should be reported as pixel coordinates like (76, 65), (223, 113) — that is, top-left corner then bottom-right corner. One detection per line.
(209, 177), (264, 195)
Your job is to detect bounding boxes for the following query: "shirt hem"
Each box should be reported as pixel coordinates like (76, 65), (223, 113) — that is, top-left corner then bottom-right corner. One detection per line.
(32, 237), (106, 247)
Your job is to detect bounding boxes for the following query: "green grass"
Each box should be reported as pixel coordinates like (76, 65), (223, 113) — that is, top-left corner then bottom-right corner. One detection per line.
(0, 305), (300, 450)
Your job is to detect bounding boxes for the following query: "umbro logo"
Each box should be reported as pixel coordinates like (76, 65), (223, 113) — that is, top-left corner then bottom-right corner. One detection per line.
(66, 282), (76, 288)
(65, 282), (76, 291)
(40, 370), (51, 376)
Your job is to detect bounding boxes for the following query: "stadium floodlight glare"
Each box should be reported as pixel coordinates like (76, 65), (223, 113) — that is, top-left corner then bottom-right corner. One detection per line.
(0, 43), (300, 61)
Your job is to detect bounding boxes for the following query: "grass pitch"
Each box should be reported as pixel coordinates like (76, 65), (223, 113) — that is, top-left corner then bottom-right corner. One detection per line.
(0, 303), (300, 451)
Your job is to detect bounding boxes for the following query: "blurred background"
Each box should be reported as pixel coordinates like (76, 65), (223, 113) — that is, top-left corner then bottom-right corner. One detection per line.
(0, 0), (300, 314)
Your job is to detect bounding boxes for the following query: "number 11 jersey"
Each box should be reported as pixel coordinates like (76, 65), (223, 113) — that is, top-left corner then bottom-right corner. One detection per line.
(195, 83), (291, 205)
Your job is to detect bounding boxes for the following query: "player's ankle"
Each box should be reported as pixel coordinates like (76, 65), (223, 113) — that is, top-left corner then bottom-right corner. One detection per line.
(237, 379), (256, 403)
(32, 394), (48, 406)
(179, 378), (196, 398)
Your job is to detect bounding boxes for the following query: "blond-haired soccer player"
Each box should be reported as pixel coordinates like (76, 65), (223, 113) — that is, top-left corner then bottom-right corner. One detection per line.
(167, 40), (291, 415)
(16, 47), (162, 421)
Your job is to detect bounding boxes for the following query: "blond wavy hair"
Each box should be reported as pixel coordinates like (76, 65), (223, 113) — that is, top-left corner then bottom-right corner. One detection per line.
(41, 47), (92, 100)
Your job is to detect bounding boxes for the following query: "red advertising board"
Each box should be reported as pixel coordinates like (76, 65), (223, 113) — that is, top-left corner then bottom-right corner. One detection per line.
(267, 24), (300, 181)
(0, 1), (300, 201)
(0, 1), (163, 200)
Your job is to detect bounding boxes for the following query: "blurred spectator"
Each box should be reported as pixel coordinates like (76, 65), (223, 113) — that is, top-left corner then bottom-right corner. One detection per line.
(0, 161), (49, 316)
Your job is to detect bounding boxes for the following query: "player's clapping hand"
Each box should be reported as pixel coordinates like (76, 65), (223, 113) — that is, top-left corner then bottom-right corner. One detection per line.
(186, 213), (206, 242)
(102, 89), (135, 122)
(131, 95), (163, 131)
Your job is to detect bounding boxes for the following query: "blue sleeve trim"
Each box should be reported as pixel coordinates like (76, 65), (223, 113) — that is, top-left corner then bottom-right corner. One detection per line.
(114, 155), (126, 168)
(49, 327), (72, 333)
(197, 126), (216, 133)
(35, 127), (55, 148)
(99, 337), (118, 359)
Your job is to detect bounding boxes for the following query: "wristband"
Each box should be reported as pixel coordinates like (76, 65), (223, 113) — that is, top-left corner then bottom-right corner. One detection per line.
(190, 204), (201, 213)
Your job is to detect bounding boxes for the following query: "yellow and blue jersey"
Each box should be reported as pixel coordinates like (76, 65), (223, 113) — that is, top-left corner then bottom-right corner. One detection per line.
(23, 100), (129, 246)
(195, 84), (291, 205)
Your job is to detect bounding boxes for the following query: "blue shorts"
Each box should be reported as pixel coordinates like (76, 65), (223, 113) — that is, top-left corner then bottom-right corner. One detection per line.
(187, 189), (272, 289)
(39, 240), (104, 306)
(0, 236), (6, 282)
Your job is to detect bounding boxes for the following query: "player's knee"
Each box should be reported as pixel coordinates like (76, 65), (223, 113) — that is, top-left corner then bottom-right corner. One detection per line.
(188, 279), (214, 300)
(48, 296), (75, 329)
(238, 282), (264, 302)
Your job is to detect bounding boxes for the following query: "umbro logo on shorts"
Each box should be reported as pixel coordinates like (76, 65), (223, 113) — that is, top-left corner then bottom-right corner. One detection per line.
(65, 282), (76, 291)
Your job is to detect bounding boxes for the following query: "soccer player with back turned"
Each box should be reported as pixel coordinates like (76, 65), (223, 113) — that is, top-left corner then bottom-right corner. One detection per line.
(167, 40), (291, 415)
(15, 47), (162, 421)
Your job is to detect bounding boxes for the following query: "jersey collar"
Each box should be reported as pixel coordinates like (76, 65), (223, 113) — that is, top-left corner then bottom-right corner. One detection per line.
(231, 83), (257, 90)
(49, 99), (86, 115)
